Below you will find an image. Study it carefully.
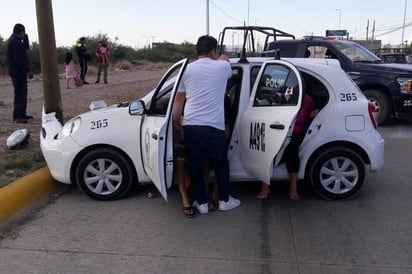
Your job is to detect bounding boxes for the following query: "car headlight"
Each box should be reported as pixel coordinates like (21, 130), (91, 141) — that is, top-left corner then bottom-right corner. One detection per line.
(397, 77), (412, 93)
(57, 117), (81, 139)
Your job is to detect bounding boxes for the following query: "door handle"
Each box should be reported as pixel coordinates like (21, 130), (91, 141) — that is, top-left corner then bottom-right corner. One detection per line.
(151, 133), (158, 140)
(270, 123), (285, 130)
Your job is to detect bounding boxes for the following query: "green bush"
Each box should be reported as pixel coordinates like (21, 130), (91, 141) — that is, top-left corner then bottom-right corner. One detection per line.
(0, 36), (6, 75)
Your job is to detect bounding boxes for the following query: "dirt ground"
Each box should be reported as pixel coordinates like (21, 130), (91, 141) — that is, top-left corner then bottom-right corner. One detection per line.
(0, 64), (168, 184)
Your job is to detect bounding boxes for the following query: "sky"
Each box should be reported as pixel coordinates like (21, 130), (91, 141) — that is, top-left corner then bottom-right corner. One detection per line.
(0, 0), (411, 48)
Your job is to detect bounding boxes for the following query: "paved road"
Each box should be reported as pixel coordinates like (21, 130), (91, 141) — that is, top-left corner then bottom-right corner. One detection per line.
(1, 119), (412, 274)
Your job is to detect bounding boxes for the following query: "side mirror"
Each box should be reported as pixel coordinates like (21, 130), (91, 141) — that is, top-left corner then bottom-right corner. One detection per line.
(129, 100), (146, 115)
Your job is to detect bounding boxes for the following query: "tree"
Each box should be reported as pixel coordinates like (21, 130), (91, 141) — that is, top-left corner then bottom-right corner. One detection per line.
(27, 42), (41, 74)
(0, 35), (6, 75)
(1, 32), (197, 75)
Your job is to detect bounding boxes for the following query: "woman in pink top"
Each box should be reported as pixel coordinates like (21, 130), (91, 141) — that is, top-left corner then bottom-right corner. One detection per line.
(257, 94), (319, 200)
(64, 52), (77, 88)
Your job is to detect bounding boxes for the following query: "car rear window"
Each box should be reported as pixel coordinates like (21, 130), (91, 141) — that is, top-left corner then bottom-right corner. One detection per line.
(267, 43), (299, 57)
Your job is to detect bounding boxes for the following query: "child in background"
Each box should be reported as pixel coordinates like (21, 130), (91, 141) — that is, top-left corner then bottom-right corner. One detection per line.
(64, 52), (77, 88)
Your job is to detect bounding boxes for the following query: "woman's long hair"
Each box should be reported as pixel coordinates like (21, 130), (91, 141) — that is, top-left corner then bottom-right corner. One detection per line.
(65, 52), (73, 65)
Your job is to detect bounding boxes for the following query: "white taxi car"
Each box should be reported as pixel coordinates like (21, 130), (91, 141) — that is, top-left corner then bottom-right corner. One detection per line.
(41, 56), (384, 201)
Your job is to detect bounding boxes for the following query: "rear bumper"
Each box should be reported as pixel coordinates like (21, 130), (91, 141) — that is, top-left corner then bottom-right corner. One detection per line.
(367, 130), (385, 172)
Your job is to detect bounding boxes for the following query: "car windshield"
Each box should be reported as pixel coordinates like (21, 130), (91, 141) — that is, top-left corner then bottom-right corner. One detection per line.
(334, 42), (381, 63)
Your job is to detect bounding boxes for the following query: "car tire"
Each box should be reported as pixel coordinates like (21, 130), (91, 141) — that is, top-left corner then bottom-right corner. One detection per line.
(307, 147), (365, 200)
(363, 89), (392, 125)
(75, 147), (135, 200)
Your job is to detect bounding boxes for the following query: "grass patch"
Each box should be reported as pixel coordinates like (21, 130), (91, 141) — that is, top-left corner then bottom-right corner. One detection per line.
(0, 153), (45, 188)
(0, 180), (12, 188)
(3, 159), (34, 170)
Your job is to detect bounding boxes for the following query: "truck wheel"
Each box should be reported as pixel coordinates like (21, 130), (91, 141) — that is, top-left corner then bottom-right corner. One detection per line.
(363, 89), (392, 125)
(307, 147), (365, 200)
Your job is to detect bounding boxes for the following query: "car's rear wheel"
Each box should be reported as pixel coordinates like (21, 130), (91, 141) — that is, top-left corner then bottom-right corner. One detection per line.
(307, 148), (365, 200)
(75, 147), (135, 200)
(363, 89), (392, 125)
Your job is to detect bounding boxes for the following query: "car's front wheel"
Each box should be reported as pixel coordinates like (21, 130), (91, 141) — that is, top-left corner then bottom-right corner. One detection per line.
(75, 147), (135, 200)
(307, 147), (365, 200)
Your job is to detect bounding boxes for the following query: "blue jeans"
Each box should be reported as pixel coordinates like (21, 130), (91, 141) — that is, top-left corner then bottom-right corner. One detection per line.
(183, 125), (230, 204)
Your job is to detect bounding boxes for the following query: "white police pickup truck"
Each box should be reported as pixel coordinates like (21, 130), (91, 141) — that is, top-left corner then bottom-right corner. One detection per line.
(40, 53), (384, 201)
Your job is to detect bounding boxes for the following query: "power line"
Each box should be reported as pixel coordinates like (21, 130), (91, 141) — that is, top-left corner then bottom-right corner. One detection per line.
(356, 20), (412, 39)
(375, 21), (412, 37)
(209, 0), (243, 24)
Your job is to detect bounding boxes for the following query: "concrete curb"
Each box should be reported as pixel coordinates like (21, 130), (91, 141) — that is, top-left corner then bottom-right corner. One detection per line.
(0, 166), (59, 224)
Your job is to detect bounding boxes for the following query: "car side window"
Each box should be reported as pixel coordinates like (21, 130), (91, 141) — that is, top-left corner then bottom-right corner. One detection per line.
(253, 64), (299, 107)
(149, 82), (174, 116)
(250, 66), (261, 92)
(224, 67), (243, 138)
(301, 72), (329, 110)
(152, 90), (171, 115)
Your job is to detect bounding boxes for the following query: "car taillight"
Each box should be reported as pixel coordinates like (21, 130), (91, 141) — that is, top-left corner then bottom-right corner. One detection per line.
(368, 102), (377, 128)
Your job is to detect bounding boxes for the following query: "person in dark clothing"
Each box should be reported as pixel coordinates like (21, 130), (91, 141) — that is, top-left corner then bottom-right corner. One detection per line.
(76, 37), (90, 84)
(6, 23), (33, 124)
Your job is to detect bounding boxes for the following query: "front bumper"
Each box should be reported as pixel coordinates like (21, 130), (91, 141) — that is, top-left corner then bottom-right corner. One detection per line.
(40, 111), (82, 184)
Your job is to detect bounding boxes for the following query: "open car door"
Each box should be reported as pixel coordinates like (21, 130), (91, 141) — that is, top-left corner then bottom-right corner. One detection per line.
(239, 60), (303, 185)
(141, 58), (188, 201)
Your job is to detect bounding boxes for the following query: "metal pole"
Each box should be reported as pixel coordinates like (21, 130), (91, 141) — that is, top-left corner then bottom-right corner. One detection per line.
(35, 0), (63, 123)
(247, 0), (250, 26)
(401, 0), (408, 52)
(366, 20), (369, 41)
(336, 9), (342, 29)
(206, 0), (209, 35)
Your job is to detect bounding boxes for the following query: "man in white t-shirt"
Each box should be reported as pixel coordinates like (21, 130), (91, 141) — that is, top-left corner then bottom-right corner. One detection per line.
(173, 35), (241, 215)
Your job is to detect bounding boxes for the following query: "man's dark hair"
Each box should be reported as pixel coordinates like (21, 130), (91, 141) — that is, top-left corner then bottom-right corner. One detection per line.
(196, 35), (217, 56)
(13, 23), (25, 35)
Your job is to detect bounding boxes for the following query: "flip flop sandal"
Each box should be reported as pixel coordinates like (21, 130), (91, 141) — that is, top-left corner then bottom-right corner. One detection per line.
(183, 206), (196, 218)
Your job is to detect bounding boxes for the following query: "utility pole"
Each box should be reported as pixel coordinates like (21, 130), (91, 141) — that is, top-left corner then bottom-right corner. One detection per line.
(366, 20), (369, 41)
(401, 0), (408, 52)
(206, 0), (209, 35)
(35, 0), (63, 123)
(336, 9), (341, 29)
(247, 0), (250, 26)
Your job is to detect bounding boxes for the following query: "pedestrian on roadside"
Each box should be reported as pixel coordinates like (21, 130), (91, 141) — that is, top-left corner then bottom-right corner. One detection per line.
(6, 23), (33, 124)
(172, 35), (241, 215)
(95, 41), (110, 84)
(76, 37), (91, 84)
(64, 52), (77, 89)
